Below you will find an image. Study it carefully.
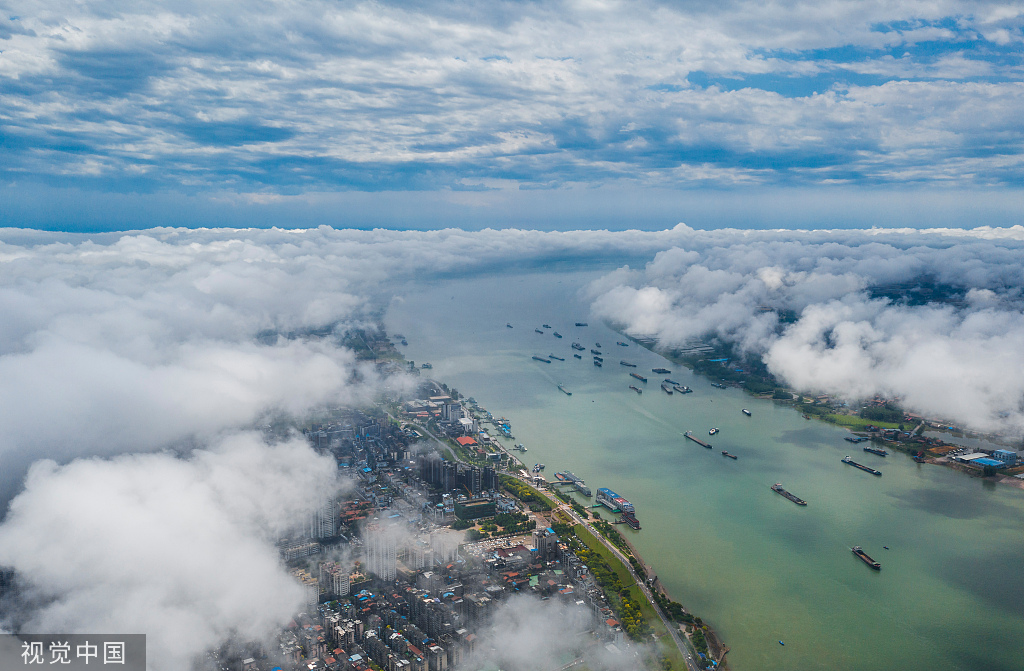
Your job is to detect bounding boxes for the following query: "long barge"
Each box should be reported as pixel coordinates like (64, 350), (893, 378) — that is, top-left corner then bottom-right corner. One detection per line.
(771, 483), (807, 506)
(863, 446), (888, 457)
(684, 431), (712, 448)
(620, 360), (637, 367)
(661, 382), (673, 394)
(594, 360), (602, 367)
(591, 349), (602, 355)
(630, 372), (648, 383)
(549, 354), (565, 361)
(852, 546), (881, 570)
(629, 385), (642, 394)
(652, 367), (671, 374)
(722, 451), (738, 459)
(842, 456), (882, 476)
(572, 342), (585, 351)
(557, 384), (572, 396)
(532, 356), (552, 363)
(673, 385), (693, 393)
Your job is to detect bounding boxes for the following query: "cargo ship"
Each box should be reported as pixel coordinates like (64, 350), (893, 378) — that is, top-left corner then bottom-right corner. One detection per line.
(506, 323), (513, 328)
(513, 443), (527, 452)
(593, 355), (603, 362)
(674, 385), (693, 394)
(535, 328), (544, 334)
(722, 451), (738, 459)
(652, 368), (671, 374)
(549, 354), (565, 361)
(558, 384), (572, 396)
(575, 322), (588, 327)
(617, 341), (629, 346)
(709, 428), (719, 435)
(664, 378), (680, 385)
(630, 372), (648, 383)
(661, 382), (674, 394)
(572, 342), (585, 351)
(597, 487), (635, 514)
(629, 385), (642, 394)
(684, 431), (712, 448)
(711, 382), (726, 389)
(863, 446), (888, 457)
(852, 546), (881, 570)
(553, 332), (562, 338)
(620, 360), (637, 367)
(573, 354), (582, 359)
(543, 324), (551, 329)
(591, 349), (602, 355)
(594, 360), (602, 367)
(742, 409), (752, 416)
(532, 356), (552, 363)
(771, 483), (807, 506)
(595, 342), (602, 348)
(842, 456), (882, 476)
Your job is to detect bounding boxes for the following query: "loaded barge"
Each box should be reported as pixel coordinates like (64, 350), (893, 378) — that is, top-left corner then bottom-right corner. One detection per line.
(684, 431), (712, 448)
(661, 382), (674, 394)
(771, 483), (807, 506)
(842, 456), (882, 476)
(863, 446), (888, 457)
(557, 384), (572, 396)
(532, 356), (551, 363)
(630, 372), (648, 383)
(620, 360), (637, 367)
(852, 546), (881, 570)
(629, 385), (642, 394)
(722, 451), (738, 459)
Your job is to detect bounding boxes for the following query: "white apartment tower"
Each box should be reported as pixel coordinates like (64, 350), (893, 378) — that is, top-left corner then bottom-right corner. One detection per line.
(364, 524), (398, 581)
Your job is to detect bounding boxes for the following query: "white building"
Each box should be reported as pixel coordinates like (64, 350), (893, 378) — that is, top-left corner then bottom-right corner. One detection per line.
(364, 524), (398, 581)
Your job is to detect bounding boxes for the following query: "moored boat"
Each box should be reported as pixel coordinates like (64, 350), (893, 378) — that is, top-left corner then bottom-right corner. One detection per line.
(553, 332), (562, 338)
(506, 323), (513, 328)
(863, 446), (888, 457)
(652, 368), (671, 374)
(661, 382), (673, 394)
(573, 354), (582, 359)
(617, 341), (629, 346)
(630, 372), (648, 383)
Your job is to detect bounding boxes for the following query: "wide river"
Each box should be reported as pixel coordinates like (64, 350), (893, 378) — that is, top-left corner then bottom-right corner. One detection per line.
(386, 270), (1024, 671)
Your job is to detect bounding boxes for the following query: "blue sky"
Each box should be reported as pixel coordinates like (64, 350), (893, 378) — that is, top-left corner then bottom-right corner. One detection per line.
(1, 0), (1022, 230)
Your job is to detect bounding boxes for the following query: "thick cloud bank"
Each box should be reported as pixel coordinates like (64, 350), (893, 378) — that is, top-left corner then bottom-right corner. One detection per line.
(590, 226), (1024, 433)
(0, 433), (340, 671)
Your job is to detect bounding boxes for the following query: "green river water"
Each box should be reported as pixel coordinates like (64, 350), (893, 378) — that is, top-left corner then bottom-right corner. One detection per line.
(386, 270), (1024, 671)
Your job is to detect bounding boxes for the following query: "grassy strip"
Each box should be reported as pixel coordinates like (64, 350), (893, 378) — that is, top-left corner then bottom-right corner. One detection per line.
(499, 475), (556, 511)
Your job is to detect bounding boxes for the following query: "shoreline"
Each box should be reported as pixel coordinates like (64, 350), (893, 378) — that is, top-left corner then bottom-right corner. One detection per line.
(622, 331), (1024, 490)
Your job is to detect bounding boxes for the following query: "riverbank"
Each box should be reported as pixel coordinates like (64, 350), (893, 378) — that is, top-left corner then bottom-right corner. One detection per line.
(623, 330), (1023, 489)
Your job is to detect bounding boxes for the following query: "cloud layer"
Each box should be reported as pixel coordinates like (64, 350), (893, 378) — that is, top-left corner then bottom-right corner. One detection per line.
(0, 0), (1021, 202)
(0, 433), (340, 671)
(590, 226), (1024, 432)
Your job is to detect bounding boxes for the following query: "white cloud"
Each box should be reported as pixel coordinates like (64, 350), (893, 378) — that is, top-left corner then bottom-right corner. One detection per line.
(0, 432), (342, 671)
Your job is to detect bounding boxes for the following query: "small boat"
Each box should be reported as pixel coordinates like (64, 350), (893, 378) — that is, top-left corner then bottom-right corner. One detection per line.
(532, 356), (552, 363)
(535, 328), (544, 334)
(722, 451), (738, 460)
(595, 342), (602, 348)
(617, 341), (629, 347)
(674, 385), (692, 394)
(538, 464), (545, 470)
(883, 546), (889, 550)
(549, 354), (565, 361)
(591, 349), (602, 355)
(803, 414), (811, 420)
(571, 342), (585, 351)
(779, 641), (785, 646)
(711, 382), (726, 389)
(709, 428), (719, 435)
(558, 384), (572, 396)
(553, 332), (562, 338)
(506, 323), (513, 328)
(514, 443), (527, 451)
(401, 339), (408, 346)
(593, 356), (603, 362)
(573, 354), (582, 359)
(742, 409), (752, 416)
(421, 363), (432, 369)
(629, 385), (642, 394)
(575, 322), (588, 327)
(852, 546), (881, 570)
(543, 324), (551, 329)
